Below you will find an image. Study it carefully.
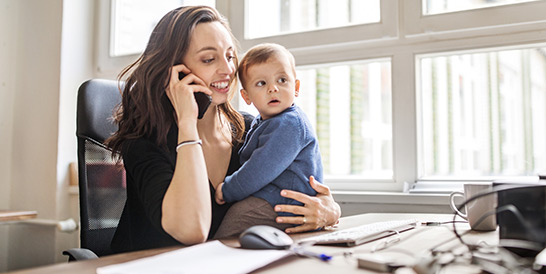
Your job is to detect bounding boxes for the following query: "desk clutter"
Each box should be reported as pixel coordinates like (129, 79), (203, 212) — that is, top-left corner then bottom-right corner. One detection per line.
(8, 213), (544, 274)
(438, 179), (546, 274)
(312, 218), (544, 274)
(213, 180), (544, 273)
(95, 214), (545, 274)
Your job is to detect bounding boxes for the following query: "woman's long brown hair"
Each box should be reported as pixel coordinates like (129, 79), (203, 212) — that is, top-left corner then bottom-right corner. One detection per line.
(106, 6), (244, 155)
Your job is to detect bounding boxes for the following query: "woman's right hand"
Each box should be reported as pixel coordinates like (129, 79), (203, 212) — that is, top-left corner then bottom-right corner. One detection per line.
(166, 64), (212, 125)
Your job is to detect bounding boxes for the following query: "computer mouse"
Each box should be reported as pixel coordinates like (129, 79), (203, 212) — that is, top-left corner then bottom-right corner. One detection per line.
(239, 225), (294, 250)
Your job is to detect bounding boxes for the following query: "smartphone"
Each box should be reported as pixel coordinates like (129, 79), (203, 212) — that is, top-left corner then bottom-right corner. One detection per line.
(179, 71), (211, 119)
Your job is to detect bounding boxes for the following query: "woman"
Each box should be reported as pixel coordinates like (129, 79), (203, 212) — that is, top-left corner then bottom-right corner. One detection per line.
(106, 5), (340, 253)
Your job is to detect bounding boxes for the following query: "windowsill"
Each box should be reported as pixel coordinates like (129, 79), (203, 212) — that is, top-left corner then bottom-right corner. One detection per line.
(407, 181), (465, 193)
(69, 182), (455, 206)
(329, 180), (465, 205)
(332, 190), (451, 205)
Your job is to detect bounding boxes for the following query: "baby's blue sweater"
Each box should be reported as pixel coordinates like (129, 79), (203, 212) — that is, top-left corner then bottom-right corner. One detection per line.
(222, 105), (323, 213)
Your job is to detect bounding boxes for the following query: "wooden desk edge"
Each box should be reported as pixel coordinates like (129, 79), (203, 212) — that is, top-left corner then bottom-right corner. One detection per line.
(0, 210), (38, 222)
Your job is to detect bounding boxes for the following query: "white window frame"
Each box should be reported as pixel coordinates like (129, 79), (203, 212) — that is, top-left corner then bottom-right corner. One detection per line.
(95, 0), (546, 191)
(227, 0), (398, 52)
(415, 42), (546, 184)
(227, 0), (546, 192)
(95, 0), (138, 78)
(95, 0), (208, 78)
(405, 0), (546, 37)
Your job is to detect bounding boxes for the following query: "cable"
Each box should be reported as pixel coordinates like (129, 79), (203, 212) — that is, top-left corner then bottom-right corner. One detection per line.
(451, 183), (545, 249)
(446, 183), (545, 273)
(423, 220), (467, 226)
(490, 205), (542, 245)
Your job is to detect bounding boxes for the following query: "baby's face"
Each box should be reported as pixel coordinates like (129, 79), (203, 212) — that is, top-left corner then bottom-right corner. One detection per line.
(241, 54), (298, 120)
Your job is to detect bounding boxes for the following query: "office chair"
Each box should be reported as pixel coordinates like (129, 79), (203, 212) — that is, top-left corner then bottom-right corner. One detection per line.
(63, 79), (126, 261)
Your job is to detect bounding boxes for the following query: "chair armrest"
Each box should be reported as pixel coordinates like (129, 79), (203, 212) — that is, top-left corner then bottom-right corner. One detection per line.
(62, 248), (99, 261)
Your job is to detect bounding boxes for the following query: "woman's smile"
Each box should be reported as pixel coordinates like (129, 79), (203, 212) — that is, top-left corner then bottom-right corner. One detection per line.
(210, 79), (230, 93)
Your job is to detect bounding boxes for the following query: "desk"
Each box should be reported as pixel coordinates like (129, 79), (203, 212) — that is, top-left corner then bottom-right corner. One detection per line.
(6, 213), (497, 274)
(0, 210), (37, 223)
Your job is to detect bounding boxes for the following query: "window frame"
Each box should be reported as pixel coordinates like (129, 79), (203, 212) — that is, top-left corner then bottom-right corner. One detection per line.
(415, 42), (546, 182)
(227, 0), (546, 191)
(95, 0), (546, 191)
(95, 0), (134, 78)
(405, 0), (546, 36)
(228, 0), (398, 52)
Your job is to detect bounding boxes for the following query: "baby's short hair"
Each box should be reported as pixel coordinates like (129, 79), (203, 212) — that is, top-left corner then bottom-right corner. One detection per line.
(238, 43), (296, 89)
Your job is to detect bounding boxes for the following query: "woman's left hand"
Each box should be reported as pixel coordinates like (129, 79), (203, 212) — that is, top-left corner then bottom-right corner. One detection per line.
(215, 183), (225, 205)
(274, 176), (341, 233)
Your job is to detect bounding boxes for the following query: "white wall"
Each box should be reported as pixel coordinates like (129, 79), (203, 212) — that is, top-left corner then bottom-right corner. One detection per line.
(0, 0), (95, 271)
(0, 0), (18, 270)
(55, 0), (95, 263)
(7, 0), (63, 270)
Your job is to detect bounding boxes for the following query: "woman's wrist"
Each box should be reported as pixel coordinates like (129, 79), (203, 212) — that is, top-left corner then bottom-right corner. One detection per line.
(177, 121), (199, 142)
(177, 115), (197, 127)
(326, 199), (341, 226)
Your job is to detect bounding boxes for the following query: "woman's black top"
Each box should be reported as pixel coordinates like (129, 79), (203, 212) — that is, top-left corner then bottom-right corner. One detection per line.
(111, 113), (253, 253)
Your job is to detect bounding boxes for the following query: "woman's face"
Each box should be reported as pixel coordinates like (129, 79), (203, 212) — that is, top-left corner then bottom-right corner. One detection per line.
(182, 21), (236, 106)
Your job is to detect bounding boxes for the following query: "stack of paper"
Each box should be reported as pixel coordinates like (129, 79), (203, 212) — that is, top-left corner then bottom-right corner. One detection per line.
(96, 240), (292, 274)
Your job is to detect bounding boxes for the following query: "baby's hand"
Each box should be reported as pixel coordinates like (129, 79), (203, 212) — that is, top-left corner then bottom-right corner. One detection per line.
(215, 183), (225, 205)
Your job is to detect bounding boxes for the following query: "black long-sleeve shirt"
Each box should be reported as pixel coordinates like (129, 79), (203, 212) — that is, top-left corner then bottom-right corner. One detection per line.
(111, 113), (252, 253)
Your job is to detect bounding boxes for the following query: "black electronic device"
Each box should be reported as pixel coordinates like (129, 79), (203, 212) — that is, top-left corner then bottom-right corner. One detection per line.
(494, 179), (546, 257)
(178, 71), (211, 119)
(194, 92), (212, 119)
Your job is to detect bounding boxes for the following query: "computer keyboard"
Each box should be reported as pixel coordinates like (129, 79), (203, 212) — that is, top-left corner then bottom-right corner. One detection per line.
(298, 219), (419, 247)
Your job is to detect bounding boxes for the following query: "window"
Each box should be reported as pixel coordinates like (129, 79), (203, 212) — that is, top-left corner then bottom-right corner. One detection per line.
(405, 0), (546, 36)
(96, 0), (546, 191)
(418, 46), (546, 178)
(111, 0), (182, 57)
(246, 0), (380, 39)
(95, 0), (215, 76)
(295, 61), (392, 178)
(230, 0), (546, 191)
(229, 0), (397, 51)
(236, 1), (394, 186)
(110, 0), (215, 57)
(423, 0), (539, 15)
(239, 61), (393, 180)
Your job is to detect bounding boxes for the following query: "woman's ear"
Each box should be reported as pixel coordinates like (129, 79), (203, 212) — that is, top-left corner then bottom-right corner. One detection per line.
(295, 79), (300, 97)
(240, 89), (252, 105)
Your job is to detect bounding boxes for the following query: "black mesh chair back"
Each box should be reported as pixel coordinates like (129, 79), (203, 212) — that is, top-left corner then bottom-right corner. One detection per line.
(76, 79), (125, 257)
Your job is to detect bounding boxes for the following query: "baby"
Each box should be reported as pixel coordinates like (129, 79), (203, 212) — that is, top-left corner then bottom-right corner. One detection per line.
(213, 43), (324, 238)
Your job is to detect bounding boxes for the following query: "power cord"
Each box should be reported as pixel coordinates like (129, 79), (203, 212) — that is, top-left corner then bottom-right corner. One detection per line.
(445, 183), (545, 274)
(452, 184), (545, 249)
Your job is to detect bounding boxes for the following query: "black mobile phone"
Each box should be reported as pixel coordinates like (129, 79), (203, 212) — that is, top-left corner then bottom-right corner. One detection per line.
(179, 71), (211, 119)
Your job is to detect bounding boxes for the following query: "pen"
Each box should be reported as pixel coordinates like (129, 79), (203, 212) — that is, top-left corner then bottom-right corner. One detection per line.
(292, 247), (332, 262)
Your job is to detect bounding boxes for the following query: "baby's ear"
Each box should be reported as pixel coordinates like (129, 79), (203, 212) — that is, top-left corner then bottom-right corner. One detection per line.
(240, 89), (252, 105)
(295, 79), (300, 97)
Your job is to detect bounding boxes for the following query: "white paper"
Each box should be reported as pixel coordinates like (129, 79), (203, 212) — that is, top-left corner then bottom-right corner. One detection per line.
(96, 241), (292, 274)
